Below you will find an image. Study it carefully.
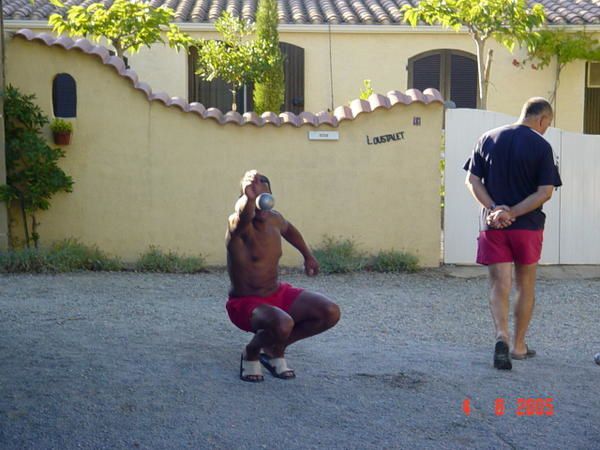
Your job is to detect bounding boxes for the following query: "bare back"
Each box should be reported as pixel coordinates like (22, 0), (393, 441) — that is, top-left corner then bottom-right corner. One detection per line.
(226, 210), (286, 297)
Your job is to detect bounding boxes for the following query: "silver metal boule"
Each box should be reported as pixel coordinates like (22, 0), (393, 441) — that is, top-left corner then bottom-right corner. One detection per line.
(594, 352), (600, 365)
(256, 193), (275, 211)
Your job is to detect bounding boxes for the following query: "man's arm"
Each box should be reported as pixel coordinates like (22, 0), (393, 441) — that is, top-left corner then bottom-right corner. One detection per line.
(465, 172), (496, 210)
(228, 171), (260, 235)
(465, 172), (513, 228)
(494, 185), (554, 223)
(281, 220), (319, 276)
(228, 195), (256, 235)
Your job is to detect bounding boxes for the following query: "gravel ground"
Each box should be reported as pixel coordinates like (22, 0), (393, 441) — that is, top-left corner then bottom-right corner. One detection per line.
(1, 269), (599, 449)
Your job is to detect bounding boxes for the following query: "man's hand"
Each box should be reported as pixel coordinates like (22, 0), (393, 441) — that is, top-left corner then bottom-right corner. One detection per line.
(304, 255), (320, 277)
(241, 170), (260, 201)
(487, 205), (515, 229)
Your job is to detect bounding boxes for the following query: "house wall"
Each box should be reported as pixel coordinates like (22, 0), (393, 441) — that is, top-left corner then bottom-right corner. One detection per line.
(10, 25), (596, 133)
(5, 36), (443, 267)
(129, 28), (594, 133)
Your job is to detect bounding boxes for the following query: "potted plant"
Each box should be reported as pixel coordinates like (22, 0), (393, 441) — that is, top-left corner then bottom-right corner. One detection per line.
(50, 118), (73, 145)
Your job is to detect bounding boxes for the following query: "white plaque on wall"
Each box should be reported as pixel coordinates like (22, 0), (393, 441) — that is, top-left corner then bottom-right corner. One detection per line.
(308, 131), (339, 141)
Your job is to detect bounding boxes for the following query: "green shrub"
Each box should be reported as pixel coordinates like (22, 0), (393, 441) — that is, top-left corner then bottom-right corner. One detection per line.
(312, 236), (368, 274)
(135, 246), (206, 273)
(368, 250), (419, 273)
(49, 118), (73, 133)
(46, 239), (122, 271)
(0, 239), (122, 273)
(0, 247), (48, 272)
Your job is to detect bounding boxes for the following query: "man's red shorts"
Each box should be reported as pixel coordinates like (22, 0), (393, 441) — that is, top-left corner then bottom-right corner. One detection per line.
(477, 229), (543, 265)
(226, 283), (304, 332)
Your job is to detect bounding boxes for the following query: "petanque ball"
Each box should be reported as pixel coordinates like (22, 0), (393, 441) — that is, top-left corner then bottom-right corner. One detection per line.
(256, 193), (275, 211)
(595, 353), (600, 365)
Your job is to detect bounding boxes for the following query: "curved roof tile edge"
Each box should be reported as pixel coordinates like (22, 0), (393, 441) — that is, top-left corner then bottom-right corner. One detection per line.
(14, 28), (444, 128)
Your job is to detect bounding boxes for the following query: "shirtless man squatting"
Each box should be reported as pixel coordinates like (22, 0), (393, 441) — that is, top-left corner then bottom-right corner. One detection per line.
(226, 170), (341, 382)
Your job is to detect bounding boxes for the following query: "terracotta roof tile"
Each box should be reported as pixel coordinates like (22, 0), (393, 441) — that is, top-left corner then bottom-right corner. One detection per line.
(333, 0), (359, 24)
(319, 0), (340, 24)
(12, 28), (442, 127)
(304, 0), (325, 24)
(6, 0), (600, 25)
(242, 0), (257, 21)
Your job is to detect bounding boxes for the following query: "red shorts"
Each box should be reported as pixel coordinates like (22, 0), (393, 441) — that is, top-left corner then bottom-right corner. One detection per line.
(477, 229), (543, 265)
(226, 283), (304, 332)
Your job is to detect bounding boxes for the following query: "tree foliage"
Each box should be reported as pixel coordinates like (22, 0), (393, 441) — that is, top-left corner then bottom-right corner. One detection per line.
(252, 0), (285, 114)
(194, 12), (276, 111)
(359, 79), (374, 100)
(520, 29), (600, 105)
(0, 86), (74, 248)
(48, 0), (193, 59)
(402, 0), (545, 109)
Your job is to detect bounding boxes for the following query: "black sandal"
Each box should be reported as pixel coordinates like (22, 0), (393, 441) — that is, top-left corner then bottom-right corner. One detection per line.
(493, 341), (512, 370)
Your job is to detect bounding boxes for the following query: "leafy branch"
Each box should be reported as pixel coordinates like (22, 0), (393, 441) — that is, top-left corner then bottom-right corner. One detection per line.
(48, 0), (193, 60)
(194, 12), (277, 112)
(402, 0), (545, 109)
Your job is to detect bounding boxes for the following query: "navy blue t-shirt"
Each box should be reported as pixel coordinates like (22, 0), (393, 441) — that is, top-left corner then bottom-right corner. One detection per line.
(463, 124), (562, 231)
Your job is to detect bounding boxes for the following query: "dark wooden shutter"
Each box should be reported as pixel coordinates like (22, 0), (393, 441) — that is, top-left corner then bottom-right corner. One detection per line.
(281, 42), (304, 114)
(584, 63), (600, 135)
(412, 54), (441, 92)
(188, 46), (247, 113)
(52, 73), (77, 118)
(450, 54), (477, 108)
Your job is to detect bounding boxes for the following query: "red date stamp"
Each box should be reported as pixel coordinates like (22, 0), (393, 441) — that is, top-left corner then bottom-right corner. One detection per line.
(462, 398), (554, 416)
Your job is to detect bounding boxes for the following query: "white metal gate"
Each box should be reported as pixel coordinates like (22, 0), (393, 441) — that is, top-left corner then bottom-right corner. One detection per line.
(444, 108), (600, 264)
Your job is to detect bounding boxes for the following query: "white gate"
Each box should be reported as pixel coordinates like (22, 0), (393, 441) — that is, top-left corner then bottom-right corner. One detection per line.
(444, 108), (600, 265)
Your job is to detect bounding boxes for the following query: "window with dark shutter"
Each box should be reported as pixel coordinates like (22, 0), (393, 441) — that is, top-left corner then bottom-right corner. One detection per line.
(450, 54), (477, 108)
(281, 42), (304, 114)
(188, 42), (304, 114)
(584, 62), (600, 135)
(408, 50), (477, 109)
(52, 73), (77, 118)
(410, 54), (441, 93)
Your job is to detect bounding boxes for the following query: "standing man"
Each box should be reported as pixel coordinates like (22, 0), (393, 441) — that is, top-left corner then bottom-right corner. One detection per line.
(464, 98), (562, 370)
(226, 170), (341, 382)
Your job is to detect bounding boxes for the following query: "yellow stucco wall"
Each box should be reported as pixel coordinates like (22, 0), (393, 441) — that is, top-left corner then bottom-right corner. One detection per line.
(10, 25), (597, 133)
(5, 36), (443, 266)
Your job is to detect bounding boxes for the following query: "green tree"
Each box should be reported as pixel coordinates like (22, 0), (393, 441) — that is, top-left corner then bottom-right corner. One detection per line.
(521, 29), (600, 108)
(48, 0), (192, 60)
(402, 0), (545, 109)
(253, 0), (285, 114)
(359, 79), (374, 100)
(195, 12), (274, 112)
(0, 86), (74, 248)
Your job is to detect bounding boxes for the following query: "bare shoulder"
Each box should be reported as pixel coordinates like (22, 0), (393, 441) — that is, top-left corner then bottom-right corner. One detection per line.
(267, 210), (289, 231)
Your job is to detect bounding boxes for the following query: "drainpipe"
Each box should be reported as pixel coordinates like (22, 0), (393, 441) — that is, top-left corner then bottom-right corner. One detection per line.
(0, 0), (9, 249)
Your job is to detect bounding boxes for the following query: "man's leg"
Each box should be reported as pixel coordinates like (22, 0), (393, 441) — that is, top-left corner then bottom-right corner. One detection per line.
(281, 291), (340, 349)
(488, 263), (513, 343)
(257, 292), (339, 379)
(513, 263), (537, 356)
(242, 305), (294, 380)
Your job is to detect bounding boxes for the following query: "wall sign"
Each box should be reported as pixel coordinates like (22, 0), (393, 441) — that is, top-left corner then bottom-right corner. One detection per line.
(366, 131), (405, 145)
(308, 131), (339, 141)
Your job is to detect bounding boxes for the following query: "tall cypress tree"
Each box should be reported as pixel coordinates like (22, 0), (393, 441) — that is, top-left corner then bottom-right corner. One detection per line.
(253, 0), (285, 114)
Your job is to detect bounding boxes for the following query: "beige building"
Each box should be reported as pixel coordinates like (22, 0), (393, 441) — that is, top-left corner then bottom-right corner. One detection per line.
(4, 31), (445, 266)
(3, 0), (600, 133)
(1, 0), (600, 263)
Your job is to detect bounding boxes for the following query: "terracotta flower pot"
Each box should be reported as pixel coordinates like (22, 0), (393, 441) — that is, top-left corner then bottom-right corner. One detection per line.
(53, 131), (71, 145)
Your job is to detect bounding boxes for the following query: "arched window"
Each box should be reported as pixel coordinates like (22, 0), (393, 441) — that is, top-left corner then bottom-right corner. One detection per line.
(408, 50), (477, 109)
(188, 42), (304, 114)
(52, 73), (77, 118)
